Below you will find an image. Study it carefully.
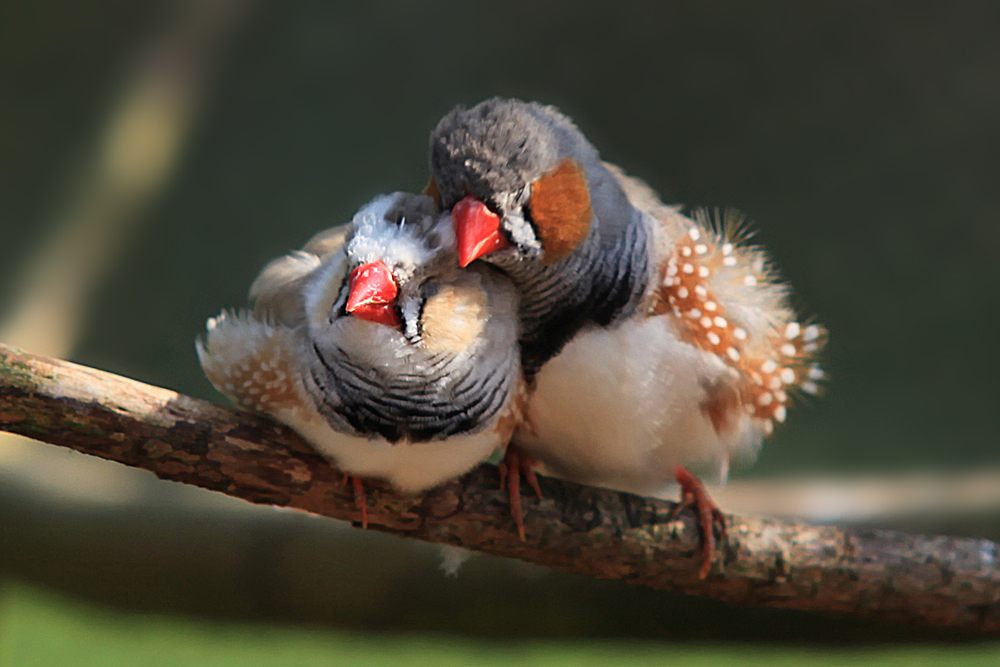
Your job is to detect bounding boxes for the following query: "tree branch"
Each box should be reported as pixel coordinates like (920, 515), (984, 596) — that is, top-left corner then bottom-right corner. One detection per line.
(1, 341), (997, 635)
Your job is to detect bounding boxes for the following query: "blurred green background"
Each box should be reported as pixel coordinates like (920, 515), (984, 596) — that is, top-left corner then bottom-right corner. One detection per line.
(1, 1), (998, 664)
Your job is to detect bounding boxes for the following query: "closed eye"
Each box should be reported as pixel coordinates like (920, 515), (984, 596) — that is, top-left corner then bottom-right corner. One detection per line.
(329, 280), (351, 323)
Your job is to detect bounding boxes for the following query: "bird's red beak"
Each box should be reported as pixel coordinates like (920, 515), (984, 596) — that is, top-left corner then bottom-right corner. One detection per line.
(346, 261), (400, 327)
(453, 196), (510, 267)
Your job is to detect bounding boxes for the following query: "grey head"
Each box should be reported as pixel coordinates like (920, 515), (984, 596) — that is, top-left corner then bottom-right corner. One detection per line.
(429, 97), (610, 265)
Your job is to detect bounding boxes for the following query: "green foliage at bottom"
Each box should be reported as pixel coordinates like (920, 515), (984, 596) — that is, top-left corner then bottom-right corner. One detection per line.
(2, 579), (998, 667)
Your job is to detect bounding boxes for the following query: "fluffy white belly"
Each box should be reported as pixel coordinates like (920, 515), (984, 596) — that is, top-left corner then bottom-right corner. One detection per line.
(278, 407), (500, 494)
(515, 316), (761, 496)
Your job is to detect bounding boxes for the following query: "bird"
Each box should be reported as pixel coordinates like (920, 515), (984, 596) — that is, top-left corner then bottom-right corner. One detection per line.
(427, 98), (826, 577)
(197, 192), (525, 529)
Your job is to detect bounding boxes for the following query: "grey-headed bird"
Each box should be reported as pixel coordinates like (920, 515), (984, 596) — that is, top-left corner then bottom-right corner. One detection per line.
(198, 192), (524, 528)
(429, 98), (826, 577)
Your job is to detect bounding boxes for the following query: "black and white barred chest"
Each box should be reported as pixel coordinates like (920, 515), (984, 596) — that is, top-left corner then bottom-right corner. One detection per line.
(305, 341), (517, 443)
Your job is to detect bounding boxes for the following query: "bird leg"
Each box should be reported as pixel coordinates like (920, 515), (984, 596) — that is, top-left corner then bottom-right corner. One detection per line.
(672, 465), (726, 579)
(342, 473), (368, 529)
(499, 445), (543, 540)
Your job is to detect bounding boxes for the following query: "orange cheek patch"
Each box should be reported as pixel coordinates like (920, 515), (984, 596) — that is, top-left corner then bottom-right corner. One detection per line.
(419, 283), (488, 356)
(528, 159), (592, 264)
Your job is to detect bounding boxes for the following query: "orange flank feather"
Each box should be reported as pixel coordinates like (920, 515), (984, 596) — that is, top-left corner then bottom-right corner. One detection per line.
(656, 226), (827, 435)
(492, 376), (529, 446)
(528, 159), (593, 264)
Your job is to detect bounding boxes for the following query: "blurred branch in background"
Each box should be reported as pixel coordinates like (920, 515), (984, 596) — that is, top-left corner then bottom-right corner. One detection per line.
(1, 342), (998, 636)
(1, 0), (249, 358)
(0, 0), (250, 492)
(715, 471), (1000, 524)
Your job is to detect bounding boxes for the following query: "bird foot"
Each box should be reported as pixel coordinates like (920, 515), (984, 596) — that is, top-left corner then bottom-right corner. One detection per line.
(499, 445), (543, 540)
(672, 465), (726, 579)
(342, 473), (369, 528)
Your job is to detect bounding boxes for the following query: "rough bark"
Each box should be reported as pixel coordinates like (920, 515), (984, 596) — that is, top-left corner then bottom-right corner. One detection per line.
(0, 341), (997, 634)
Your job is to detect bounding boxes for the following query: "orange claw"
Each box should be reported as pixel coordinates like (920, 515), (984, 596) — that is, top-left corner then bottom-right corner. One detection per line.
(342, 473), (369, 529)
(499, 445), (543, 540)
(673, 465), (726, 579)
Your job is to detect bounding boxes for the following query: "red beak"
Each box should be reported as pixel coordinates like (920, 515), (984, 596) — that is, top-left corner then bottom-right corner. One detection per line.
(345, 261), (400, 327)
(453, 196), (510, 267)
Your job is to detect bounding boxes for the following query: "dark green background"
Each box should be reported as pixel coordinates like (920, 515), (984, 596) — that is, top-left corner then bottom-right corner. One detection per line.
(1, 0), (998, 660)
